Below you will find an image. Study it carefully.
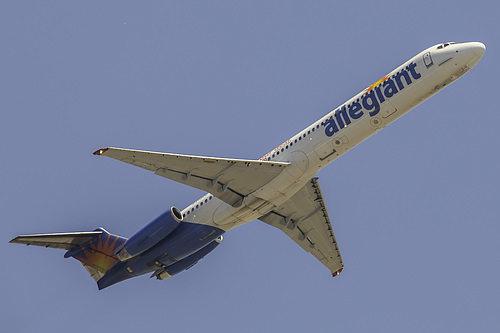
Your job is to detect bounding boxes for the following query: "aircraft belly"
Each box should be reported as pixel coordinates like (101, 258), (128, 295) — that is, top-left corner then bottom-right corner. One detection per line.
(380, 100), (398, 119)
(212, 202), (247, 228)
(310, 117), (378, 169)
(314, 140), (336, 161)
(284, 150), (309, 179)
(389, 79), (428, 114)
(212, 177), (310, 229)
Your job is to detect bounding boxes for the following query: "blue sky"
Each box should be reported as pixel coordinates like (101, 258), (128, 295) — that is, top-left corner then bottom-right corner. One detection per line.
(1, 1), (499, 332)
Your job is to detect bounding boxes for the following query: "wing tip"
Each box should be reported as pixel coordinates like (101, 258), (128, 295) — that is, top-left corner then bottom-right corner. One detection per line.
(332, 268), (343, 277)
(93, 148), (109, 156)
(9, 235), (28, 244)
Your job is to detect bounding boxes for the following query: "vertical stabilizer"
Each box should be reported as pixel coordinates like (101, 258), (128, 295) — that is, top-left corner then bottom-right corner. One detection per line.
(64, 228), (128, 282)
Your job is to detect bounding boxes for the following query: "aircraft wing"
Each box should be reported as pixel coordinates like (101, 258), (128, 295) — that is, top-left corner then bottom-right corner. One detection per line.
(94, 147), (290, 207)
(258, 178), (344, 276)
(10, 231), (103, 250)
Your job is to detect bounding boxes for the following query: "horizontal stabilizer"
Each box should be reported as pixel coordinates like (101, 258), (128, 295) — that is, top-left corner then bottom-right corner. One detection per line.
(10, 231), (104, 250)
(93, 147), (290, 207)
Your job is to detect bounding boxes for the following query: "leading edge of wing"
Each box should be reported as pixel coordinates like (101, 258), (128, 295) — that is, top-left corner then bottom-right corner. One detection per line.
(93, 147), (290, 169)
(93, 147), (290, 207)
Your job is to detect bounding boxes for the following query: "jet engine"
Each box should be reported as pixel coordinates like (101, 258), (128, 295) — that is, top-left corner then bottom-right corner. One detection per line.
(115, 206), (183, 261)
(151, 236), (223, 280)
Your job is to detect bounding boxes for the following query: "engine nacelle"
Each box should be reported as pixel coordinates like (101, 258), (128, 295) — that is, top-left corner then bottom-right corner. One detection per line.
(115, 206), (183, 261)
(153, 236), (223, 280)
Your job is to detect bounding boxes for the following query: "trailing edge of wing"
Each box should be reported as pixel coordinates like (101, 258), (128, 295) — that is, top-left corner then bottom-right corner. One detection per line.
(94, 147), (290, 207)
(10, 231), (104, 250)
(259, 178), (344, 276)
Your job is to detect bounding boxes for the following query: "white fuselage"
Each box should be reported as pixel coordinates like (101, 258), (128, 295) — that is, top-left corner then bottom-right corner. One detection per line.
(181, 42), (485, 231)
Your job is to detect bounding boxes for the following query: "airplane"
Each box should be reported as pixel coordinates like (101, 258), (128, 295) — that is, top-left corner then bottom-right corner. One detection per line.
(10, 41), (485, 290)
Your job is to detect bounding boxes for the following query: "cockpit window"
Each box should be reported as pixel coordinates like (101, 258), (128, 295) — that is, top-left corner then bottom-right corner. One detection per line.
(437, 42), (456, 49)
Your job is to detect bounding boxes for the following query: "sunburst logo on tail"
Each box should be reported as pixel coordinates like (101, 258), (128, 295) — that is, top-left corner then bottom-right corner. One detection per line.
(74, 233), (127, 273)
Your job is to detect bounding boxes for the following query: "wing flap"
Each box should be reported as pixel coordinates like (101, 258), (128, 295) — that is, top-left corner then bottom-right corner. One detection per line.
(94, 147), (290, 207)
(259, 178), (344, 276)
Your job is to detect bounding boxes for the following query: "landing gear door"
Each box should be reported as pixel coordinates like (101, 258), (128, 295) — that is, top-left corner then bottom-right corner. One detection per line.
(423, 52), (433, 68)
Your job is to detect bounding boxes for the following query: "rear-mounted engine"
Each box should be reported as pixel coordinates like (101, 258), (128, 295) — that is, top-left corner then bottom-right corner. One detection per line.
(115, 206), (183, 261)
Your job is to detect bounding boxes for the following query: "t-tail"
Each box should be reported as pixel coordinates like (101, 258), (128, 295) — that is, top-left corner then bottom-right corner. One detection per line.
(10, 206), (223, 290)
(64, 229), (128, 282)
(10, 228), (128, 284)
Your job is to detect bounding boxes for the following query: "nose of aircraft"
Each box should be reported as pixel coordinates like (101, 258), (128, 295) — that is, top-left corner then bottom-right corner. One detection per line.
(467, 41), (486, 59)
(456, 42), (485, 69)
